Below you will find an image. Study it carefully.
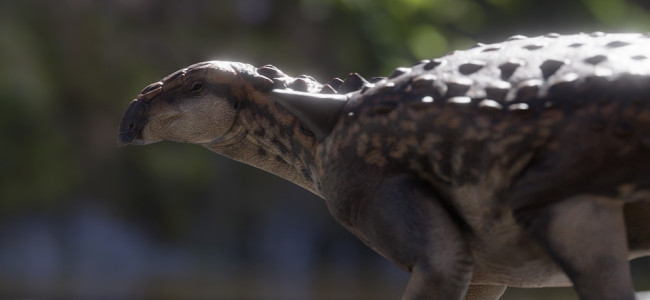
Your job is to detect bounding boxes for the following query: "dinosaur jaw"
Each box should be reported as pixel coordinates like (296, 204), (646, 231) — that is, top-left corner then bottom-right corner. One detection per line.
(117, 99), (148, 146)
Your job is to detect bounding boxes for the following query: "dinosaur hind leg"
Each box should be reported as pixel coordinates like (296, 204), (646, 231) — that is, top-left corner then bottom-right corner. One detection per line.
(514, 195), (636, 300)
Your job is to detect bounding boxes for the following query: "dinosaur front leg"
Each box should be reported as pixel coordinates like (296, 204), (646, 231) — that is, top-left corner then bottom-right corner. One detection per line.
(349, 175), (474, 300)
(514, 195), (636, 300)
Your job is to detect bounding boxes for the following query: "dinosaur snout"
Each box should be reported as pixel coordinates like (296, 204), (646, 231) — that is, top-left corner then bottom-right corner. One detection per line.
(117, 99), (148, 147)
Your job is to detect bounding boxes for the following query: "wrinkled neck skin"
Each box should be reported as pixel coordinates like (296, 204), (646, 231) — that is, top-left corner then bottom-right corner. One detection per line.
(201, 91), (323, 197)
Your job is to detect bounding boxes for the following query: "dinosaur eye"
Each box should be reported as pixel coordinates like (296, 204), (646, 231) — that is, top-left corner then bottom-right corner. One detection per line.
(188, 79), (206, 95)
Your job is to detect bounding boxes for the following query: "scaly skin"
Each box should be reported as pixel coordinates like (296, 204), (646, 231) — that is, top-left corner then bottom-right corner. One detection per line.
(118, 33), (650, 299)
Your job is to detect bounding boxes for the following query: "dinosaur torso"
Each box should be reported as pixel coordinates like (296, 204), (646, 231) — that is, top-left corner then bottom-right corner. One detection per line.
(317, 32), (650, 287)
(119, 32), (650, 299)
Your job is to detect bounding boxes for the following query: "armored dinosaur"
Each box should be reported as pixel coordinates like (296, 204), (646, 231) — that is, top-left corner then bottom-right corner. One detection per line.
(118, 33), (650, 300)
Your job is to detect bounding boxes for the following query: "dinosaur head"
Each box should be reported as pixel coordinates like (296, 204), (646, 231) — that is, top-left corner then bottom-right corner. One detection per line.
(117, 61), (273, 146)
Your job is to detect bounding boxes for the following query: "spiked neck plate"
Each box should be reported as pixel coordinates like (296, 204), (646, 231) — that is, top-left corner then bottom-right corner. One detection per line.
(271, 89), (348, 141)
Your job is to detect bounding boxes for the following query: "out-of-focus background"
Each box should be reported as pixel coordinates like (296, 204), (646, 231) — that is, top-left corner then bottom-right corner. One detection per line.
(1, 0), (649, 299)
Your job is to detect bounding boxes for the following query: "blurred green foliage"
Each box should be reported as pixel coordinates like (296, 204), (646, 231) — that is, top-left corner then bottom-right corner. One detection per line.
(1, 0), (649, 298)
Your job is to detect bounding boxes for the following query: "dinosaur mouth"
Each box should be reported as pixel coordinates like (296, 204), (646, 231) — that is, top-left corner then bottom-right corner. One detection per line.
(117, 99), (148, 146)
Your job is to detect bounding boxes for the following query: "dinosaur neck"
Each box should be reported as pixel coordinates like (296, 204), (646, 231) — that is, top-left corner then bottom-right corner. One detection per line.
(201, 92), (322, 197)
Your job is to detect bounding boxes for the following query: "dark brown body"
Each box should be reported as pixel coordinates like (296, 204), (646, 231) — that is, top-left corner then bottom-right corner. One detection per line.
(317, 33), (650, 299)
(119, 33), (650, 299)
(321, 66), (650, 285)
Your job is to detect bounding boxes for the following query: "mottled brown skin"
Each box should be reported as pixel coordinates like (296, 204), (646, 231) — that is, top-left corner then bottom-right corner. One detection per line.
(119, 33), (650, 300)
